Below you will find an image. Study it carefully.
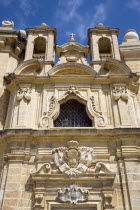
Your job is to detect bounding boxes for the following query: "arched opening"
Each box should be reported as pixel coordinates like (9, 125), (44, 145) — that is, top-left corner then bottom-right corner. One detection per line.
(54, 99), (92, 127)
(98, 37), (112, 59)
(33, 37), (46, 59)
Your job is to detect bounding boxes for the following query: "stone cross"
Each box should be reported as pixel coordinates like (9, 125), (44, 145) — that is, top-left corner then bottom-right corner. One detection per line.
(70, 33), (75, 40)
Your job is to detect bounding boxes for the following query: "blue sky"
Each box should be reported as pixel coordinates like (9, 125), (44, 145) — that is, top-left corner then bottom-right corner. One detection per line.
(0, 0), (140, 46)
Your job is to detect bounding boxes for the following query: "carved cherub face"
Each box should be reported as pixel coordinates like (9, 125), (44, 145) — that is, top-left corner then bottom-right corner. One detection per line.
(66, 148), (80, 168)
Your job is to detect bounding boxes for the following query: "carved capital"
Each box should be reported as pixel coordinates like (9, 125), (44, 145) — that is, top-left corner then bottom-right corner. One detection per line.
(112, 84), (128, 101)
(16, 84), (32, 102)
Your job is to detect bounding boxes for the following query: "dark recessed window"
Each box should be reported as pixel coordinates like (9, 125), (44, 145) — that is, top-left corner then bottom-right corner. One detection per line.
(54, 99), (92, 127)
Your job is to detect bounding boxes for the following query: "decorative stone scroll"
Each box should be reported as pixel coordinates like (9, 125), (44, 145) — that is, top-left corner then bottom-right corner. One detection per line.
(32, 140), (113, 177)
(112, 84), (128, 101)
(16, 84), (32, 102)
(90, 96), (106, 127)
(40, 96), (57, 127)
(57, 184), (89, 204)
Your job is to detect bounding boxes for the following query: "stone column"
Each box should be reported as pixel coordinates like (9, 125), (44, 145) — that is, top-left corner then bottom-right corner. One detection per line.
(46, 31), (54, 62)
(91, 34), (100, 61)
(112, 33), (121, 60)
(25, 33), (34, 60)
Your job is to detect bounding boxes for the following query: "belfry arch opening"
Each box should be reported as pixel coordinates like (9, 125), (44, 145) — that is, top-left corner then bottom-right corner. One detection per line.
(33, 37), (46, 59)
(54, 99), (92, 127)
(98, 37), (112, 59)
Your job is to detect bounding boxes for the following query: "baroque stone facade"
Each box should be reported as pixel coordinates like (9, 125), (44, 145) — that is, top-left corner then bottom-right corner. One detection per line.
(0, 21), (140, 209)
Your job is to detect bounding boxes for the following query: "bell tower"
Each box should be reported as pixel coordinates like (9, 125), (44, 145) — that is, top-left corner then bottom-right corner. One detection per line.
(88, 23), (120, 70)
(25, 23), (56, 72)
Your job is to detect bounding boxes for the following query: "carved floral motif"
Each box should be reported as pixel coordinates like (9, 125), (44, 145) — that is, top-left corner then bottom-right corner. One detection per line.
(113, 85), (128, 101)
(57, 184), (89, 204)
(16, 86), (32, 102)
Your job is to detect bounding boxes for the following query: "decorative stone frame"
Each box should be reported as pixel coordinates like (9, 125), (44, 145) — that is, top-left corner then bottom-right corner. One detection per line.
(40, 86), (106, 128)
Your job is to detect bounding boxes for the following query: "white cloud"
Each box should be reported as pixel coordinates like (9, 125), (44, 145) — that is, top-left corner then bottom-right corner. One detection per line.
(55, 1), (107, 41)
(0, 0), (38, 16)
(127, 0), (140, 10)
(19, 0), (38, 16)
(0, 0), (13, 6)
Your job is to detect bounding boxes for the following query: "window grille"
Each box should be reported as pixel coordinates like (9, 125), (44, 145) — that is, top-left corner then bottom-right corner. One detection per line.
(54, 99), (92, 127)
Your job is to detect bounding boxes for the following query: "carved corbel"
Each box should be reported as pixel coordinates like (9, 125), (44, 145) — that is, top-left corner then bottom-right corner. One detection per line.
(33, 193), (44, 209)
(16, 84), (32, 102)
(102, 191), (114, 209)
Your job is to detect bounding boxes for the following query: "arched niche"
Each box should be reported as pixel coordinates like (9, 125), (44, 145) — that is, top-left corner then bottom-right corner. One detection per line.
(98, 37), (112, 59)
(33, 37), (46, 59)
(33, 37), (46, 54)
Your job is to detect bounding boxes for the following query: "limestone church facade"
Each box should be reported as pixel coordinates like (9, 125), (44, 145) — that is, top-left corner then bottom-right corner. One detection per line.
(0, 20), (140, 209)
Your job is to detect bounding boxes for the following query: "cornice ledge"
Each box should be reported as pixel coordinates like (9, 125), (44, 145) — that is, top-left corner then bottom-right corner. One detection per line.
(2, 128), (140, 137)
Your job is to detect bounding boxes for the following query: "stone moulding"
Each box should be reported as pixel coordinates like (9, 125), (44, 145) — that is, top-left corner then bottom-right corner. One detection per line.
(57, 184), (89, 204)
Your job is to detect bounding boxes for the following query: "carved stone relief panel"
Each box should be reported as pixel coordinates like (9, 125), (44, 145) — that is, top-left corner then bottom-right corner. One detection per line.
(32, 140), (114, 177)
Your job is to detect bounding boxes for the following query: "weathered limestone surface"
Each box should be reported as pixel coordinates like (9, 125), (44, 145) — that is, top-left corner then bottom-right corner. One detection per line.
(0, 21), (140, 209)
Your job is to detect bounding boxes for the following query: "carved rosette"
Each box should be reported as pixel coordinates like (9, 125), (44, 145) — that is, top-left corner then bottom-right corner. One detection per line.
(112, 84), (128, 101)
(57, 184), (89, 204)
(16, 84), (32, 102)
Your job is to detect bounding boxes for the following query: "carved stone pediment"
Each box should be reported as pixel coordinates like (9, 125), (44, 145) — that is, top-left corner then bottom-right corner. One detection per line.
(57, 184), (89, 204)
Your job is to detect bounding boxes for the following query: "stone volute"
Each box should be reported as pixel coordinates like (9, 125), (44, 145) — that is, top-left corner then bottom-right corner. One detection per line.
(56, 34), (89, 65)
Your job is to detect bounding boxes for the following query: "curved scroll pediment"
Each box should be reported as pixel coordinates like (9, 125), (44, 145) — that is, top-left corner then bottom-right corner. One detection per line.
(14, 58), (43, 75)
(99, 58), (131, 76)
(48, 63), (96, 76)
